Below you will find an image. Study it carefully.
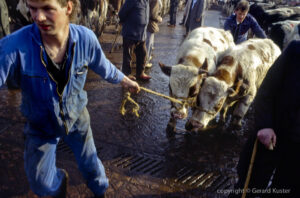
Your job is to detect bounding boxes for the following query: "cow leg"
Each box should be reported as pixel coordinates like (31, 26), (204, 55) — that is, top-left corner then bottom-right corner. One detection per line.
(166, 117), (177, 135)
(232, 93), (255, 127)
(219, 106), (229, 124)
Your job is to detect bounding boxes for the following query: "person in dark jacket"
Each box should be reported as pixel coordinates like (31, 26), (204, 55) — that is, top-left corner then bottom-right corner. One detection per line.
(0, 0), (139, 197)
(229, 40), (300, 198)
(145, 0), (162, 67)
(184, 0), (207, 35)
(118, 0), (151, 81)
(168, 0), (179, 27)
(224, 0), (266, 44)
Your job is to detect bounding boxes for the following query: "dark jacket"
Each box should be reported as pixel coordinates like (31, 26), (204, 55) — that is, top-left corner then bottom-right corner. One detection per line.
(224, 13), (267, 44)
(118, 0), (149, 41)
(147, 0), (162, 33)
(254, 40), (300, 142)
(188, 0), (206, 31)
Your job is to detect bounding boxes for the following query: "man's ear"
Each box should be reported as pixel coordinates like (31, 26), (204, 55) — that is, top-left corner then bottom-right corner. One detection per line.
(66, 1), (73, 15)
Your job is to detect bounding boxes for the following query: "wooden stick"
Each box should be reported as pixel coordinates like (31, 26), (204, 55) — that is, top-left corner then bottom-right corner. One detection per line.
(242, 138), (258, 198)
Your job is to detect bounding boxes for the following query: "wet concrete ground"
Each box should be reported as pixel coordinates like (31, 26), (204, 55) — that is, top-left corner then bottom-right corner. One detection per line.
(0, 8), (255, 198)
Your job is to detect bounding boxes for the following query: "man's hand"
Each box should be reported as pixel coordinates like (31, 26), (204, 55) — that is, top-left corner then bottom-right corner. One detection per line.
(196, 18), (201, 22)
(257, 128), (276, 150)
(120, 76), (140, 93)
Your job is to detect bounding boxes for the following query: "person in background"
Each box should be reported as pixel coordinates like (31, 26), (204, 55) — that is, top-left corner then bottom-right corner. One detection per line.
(224, 0), (266, 44)
(168, 0), (179, 27)
(145, 0), (162, 68)
(179, 0), (188, 25)
(184, 0), (207, 36)
(229, 40), (300, 198)
(119, 0), (151, 81)
(0, 0), (139, 197)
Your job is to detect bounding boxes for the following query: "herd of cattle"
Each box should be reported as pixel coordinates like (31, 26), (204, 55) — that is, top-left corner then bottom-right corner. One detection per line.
(157, 0), (300, 133)
(159, 27), (282, 133)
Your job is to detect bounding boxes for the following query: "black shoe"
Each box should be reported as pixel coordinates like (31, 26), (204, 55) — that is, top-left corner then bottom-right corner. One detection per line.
(53, 169), (69, 198)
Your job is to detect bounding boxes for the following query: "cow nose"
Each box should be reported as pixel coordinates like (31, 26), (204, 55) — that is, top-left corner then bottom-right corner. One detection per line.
(171, 112), (185, 119)
(190, 120), (204, 130)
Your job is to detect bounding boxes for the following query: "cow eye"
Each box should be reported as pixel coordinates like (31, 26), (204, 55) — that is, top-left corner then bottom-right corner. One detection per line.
(214, 98), (224, 112)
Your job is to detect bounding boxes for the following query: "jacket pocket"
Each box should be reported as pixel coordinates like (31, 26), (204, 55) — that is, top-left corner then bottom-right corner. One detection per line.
(71, 65), (88, 95)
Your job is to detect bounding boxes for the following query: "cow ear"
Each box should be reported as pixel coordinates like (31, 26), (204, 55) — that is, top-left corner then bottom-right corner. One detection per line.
(159, 62), (172, 76)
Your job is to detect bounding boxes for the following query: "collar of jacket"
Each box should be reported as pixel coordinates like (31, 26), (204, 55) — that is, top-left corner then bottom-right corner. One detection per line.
(30, 23), (78, 48)
(29, 23), (76, 67)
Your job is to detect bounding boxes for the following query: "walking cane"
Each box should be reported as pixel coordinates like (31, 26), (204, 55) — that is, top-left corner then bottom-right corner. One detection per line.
(109, 24), (121, 53)
(242, 138), (258, 198)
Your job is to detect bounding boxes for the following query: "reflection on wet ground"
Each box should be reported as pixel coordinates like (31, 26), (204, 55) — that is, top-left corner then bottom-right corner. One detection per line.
(0, 8), (255, 198)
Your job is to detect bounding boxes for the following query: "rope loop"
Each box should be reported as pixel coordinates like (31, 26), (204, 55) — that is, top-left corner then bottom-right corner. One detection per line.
(120, 87), (197, 117)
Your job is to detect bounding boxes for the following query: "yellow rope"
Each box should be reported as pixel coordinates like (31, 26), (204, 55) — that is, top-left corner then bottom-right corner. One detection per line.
(120, 92), (140, 117)
(140, 87), (183, 104)
(120, 87), (195, 117)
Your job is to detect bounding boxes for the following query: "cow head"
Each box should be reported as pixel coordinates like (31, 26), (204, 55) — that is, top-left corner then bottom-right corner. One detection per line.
(186, 76), (242, 131)
(159, 62), (208, 119)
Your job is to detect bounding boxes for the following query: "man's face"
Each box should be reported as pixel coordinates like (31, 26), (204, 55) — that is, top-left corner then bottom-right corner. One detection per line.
(26, 0), (72, 35)
(234, 9), (248, 23)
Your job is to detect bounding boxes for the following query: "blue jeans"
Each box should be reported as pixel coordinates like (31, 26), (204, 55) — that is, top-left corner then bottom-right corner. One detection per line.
(24, 107), (108, 197)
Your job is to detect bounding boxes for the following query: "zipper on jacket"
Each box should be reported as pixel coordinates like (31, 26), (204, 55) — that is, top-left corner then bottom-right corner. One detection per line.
(40, 43), (76, 134)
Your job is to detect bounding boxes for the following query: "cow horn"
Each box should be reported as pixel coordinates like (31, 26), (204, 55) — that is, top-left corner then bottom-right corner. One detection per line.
(228, 79), (243, 97)
(159, 62), (172, 76)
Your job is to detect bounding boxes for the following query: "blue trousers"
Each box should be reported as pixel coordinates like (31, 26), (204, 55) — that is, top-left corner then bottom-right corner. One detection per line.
(24, 107), (108, 197)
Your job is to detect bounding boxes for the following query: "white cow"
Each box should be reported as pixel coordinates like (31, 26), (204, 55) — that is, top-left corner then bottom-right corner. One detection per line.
(159, 27), (235, 133)
(186, 38), (281, 131)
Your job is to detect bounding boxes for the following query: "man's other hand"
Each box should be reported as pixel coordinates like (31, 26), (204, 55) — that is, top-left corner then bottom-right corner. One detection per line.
(257, 128), (276, 150)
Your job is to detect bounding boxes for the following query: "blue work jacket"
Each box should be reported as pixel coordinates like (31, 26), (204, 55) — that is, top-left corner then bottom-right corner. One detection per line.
(224, 13), (267, 44)
(118, 0), (149, 41)
(0, 24), (124, 136)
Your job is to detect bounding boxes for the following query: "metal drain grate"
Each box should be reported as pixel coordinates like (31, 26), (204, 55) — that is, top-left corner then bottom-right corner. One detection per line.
(209, 175), (232, 192)
(110, 153), (233, 193)
(173, 166), (232, 192)
(111, 153), (165, 176)
(174, 167), (218, 190)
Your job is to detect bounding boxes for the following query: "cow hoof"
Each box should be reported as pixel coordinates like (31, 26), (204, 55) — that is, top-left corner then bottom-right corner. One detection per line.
(185, 121), (193, 131)
(166, 124), (176, 135)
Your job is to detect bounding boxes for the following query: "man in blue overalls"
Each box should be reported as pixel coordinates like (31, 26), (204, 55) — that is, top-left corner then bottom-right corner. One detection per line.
(0, 0), (140, 197)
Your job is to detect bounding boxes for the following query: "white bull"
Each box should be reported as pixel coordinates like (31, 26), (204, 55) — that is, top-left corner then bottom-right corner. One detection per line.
(187, 38), (281, 131)
(159, 27), (235, 133)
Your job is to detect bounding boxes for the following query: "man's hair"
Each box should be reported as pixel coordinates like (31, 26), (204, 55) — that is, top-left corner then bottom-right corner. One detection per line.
(235, 0), (250, 12)
(27, 0), (80, 23)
